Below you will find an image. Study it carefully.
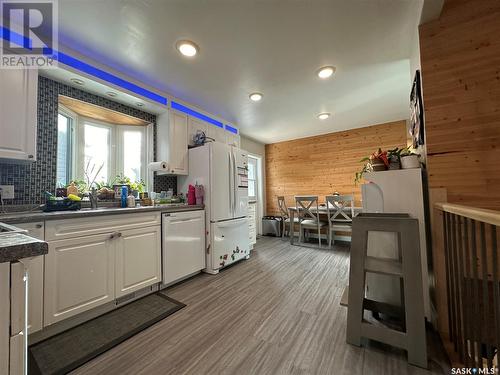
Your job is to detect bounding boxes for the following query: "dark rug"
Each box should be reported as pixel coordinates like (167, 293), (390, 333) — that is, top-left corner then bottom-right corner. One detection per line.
(29, 291), (185, 375)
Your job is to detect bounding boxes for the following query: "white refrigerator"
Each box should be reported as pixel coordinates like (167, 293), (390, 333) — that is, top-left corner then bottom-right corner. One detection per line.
(361, 169), (432, 320)
(178, 142), (250, 274)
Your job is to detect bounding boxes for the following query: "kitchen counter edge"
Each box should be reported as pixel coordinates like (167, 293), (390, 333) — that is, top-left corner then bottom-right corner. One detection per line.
(0, 205), (205, 225)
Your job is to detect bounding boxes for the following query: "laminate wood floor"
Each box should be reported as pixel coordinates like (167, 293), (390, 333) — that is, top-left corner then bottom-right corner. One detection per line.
(72, 237), (449, 375)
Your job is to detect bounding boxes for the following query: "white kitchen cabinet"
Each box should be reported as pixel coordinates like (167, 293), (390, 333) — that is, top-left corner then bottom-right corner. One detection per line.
(248, 202), (257, 249)
(207, 125), (226, 144)
(187, 117), (208, 147)
(225, 132), (241, 148)
(115, 226), (161, 297)
(157, 109), (188, 175)
(15, 222), (44, 334)
(0, 263), (10, 375)
(44, 233), (115, 326)
(10, 262), (27, 375)
(162, 210), (205, 285)
(0, 67), (38, 162)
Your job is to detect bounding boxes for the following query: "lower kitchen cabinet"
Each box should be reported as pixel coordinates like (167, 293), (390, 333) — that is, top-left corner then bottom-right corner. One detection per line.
(44, 233), (115, 326)
(15, 222), (44, 334)
(115, 226), (161, 298)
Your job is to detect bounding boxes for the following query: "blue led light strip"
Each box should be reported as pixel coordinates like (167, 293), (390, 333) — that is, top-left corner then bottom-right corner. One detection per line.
(1, 28), (168, 105)
(225, 124), (238, 134)
(171, 101), (223, 128)
(56, 52), (167, 105)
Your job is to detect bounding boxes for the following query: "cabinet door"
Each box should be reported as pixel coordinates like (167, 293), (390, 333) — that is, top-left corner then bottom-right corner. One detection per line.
(0, 264), (9, 375)
(225, 132), (240, 148)
(169, 110), (188, 175)
(0, 68), (38, 161)
(15, 222), (44, 333)
(115, 226), (161, 297)
(187, 117), (208, 147)
(163, 211), (205, 285)
(206, 125), (226, 144)
(44, 233), (115, 326)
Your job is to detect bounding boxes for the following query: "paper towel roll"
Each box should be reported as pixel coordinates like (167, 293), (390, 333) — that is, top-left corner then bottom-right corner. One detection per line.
(148, 161), (169, 172)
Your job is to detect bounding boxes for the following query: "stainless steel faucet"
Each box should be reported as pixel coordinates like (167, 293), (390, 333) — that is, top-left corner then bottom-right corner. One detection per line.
(89, 188), (98, 210)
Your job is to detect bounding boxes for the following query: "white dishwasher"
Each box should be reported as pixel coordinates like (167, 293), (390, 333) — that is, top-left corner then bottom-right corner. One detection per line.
(162, 210), (205, 285)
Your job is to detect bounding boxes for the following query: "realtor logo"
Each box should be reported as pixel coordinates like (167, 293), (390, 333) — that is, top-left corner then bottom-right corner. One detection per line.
(1, 0), (58, 68)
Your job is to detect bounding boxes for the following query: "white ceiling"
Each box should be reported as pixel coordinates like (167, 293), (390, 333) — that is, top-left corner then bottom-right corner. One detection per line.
(57, 0), (423, 144)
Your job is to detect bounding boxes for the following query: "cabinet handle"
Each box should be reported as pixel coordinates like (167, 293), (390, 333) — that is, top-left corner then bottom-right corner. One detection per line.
(28, 154), (34, 159)
(36, 224), (42, 229)
(116, 232), (122, 238)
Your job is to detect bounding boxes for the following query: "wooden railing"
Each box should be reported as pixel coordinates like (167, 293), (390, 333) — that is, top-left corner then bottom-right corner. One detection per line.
(435, 203), (500, 369)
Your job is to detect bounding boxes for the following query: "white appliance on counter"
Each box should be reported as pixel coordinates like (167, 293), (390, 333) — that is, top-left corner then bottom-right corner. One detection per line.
(178, 142), (250, 274)
(162, 210), (205, 285)
(361, 168), (431, 320)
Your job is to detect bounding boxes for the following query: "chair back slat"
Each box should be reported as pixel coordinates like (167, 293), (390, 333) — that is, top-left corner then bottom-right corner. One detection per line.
(277, 196), (288, 218)
(295, 195), (320, 222)
(326, 195), (355, 223)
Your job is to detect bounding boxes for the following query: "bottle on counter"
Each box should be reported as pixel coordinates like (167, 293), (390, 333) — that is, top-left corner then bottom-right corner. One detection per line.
(121, 186), (128, 208)
(127, 193), (136, 208)
(195, 184), (204, 205)
(187, 185), (196, 205)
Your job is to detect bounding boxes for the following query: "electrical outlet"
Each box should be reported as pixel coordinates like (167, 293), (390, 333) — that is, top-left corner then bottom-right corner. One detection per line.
(0, 185), (14, 200)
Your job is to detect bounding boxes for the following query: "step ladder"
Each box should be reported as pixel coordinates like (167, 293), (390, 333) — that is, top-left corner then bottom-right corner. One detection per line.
(346, 213), (427, 368)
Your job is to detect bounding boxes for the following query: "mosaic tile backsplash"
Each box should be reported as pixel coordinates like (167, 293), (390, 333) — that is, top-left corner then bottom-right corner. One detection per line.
(0, 76), (176, 205)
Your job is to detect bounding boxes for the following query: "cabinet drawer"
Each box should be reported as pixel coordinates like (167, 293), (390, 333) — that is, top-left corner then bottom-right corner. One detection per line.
(46, 212), (161, 241)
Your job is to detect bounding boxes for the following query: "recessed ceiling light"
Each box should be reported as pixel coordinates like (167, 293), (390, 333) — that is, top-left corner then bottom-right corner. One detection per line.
(317, 112), (331, 120)
(249, 92), (263, 102)
(176, 40), (199, 57)
(106, 91), (117, 97)
(136, 102), (144, 107)
(317, 66), (336, 79)
(70, 78), (84, 86)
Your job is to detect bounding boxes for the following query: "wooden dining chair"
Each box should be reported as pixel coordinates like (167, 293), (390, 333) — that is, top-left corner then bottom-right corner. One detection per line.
(295, 195), (328, 247)
(278, 196), (298, 238)
(325, 195), (355, 247)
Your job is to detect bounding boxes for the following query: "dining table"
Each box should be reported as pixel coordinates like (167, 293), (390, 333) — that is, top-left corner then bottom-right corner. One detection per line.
(287, 205), (363, 245)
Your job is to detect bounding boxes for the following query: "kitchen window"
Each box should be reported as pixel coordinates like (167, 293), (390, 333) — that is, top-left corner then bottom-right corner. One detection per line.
(247, 156), (258, 201)
(56, 109), (75, 187)
(57, 106), (148, 187)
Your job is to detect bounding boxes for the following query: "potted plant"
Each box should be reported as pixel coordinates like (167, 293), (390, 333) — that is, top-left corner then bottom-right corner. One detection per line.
(354, 148), (390, 184)
(400, 147), (421, 169)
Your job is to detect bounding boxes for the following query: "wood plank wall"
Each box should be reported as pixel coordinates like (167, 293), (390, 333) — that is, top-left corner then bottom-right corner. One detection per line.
(265, 120), (407, 215)
(420, 0), (500, 210)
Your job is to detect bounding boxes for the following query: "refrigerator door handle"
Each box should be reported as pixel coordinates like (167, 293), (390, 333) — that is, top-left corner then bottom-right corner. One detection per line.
(232, 148), (237, 217)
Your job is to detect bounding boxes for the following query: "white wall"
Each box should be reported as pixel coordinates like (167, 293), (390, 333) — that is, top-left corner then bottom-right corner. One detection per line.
(241, 135), (266, 234)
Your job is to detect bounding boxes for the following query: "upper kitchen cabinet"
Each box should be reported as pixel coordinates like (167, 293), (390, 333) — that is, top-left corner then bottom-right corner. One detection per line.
(187, 117), (208, 147)
(188, 117), (225, 145)
(0, 68), (38, 162)
(157, 109), (188, 175)
(225, 131), (240, 148)
(206, 124), (226, 144)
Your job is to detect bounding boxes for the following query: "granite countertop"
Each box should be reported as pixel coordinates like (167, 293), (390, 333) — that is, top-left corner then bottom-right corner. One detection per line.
(0, 232), (48, 263)
(0, 204), (205, 224)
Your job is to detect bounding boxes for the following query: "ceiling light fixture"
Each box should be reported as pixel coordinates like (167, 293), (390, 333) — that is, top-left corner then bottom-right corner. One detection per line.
(317, 112), (331, 120)
(176, 40), (199, 57)
(70, 78), (84, 86)
(106, 92), (117, 97)
(136, 102), (144, 107)
(249, 92), (263, 102)
(317, 66), (336, 79)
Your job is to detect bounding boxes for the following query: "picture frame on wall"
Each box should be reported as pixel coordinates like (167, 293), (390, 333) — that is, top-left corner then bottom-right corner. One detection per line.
(409, 70), (425, 148)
